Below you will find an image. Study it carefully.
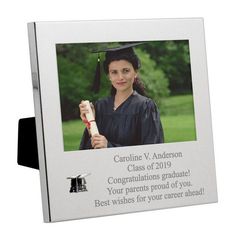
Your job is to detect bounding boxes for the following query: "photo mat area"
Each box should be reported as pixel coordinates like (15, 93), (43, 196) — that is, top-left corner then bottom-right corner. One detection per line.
(56, 40), (196, 151)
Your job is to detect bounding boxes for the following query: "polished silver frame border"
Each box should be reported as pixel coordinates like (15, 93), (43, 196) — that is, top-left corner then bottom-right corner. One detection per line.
(28, 18), (217, 222)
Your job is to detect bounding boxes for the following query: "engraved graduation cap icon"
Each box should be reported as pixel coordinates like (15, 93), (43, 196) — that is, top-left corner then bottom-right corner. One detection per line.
(67, 173), (91, 193)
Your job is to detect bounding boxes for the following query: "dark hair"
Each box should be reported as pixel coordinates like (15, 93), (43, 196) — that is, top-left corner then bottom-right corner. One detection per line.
(103, 50), (146, 96)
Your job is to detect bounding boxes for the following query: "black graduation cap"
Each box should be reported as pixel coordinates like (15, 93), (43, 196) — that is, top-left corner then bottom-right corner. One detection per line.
(91, 42), (143, 93)
(67, 173), (91, 193)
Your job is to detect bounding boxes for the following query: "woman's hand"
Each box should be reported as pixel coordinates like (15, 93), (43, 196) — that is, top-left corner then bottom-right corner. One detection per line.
(79, 101), (95, 122)
(91, 134), (108, 149)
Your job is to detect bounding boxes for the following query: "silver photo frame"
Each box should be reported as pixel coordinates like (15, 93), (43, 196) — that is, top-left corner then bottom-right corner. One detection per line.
(25, 18), (217, 222)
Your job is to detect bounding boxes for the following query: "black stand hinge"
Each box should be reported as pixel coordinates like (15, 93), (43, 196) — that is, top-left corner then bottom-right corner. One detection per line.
(17, 117), (39, 170)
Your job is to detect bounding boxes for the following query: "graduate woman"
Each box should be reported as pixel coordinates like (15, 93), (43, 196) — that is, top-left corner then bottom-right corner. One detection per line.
(79, 43), (164, 149)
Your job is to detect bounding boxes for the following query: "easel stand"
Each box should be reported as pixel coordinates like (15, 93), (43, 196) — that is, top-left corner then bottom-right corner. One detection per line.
(17, 117), (39, 170)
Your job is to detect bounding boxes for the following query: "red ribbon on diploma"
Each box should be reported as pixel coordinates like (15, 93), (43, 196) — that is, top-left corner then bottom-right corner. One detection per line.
(82, 119), (95, 129)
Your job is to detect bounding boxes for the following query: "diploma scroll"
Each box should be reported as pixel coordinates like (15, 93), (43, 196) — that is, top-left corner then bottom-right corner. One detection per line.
(82, 100), (99, 136)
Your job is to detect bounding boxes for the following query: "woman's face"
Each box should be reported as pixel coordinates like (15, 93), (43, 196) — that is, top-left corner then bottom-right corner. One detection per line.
(108, 60), (137, 93)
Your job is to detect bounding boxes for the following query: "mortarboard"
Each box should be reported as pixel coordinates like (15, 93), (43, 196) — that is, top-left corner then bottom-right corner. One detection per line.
(91, 42), (143, 93)
(67, 173), (91, 193)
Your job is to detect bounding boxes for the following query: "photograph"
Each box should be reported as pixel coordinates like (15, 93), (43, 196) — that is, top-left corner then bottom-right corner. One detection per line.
(56, 40), (196, 151)
(2, 0), (236, 233)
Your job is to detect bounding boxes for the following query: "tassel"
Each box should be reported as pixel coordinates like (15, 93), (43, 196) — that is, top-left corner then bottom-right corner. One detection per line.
(92, 54), (101, 93)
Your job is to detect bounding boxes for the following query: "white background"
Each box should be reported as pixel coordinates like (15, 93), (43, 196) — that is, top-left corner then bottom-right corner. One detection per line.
(0, 0), (235, 234)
